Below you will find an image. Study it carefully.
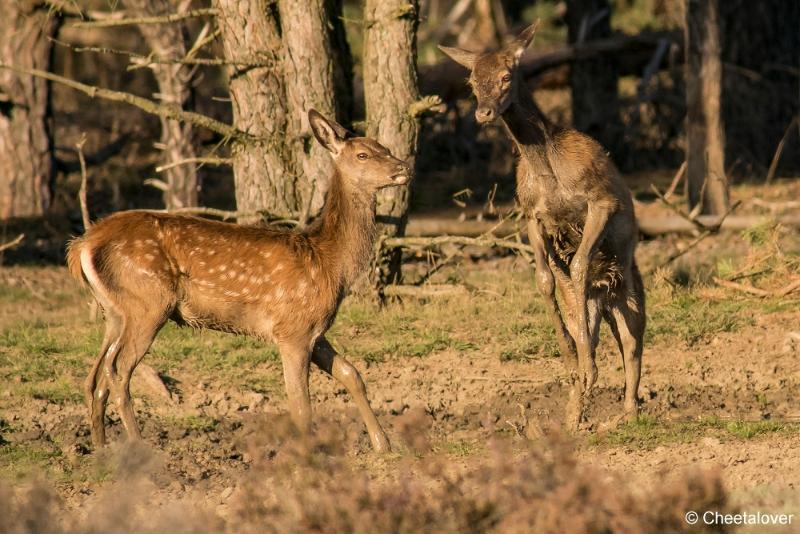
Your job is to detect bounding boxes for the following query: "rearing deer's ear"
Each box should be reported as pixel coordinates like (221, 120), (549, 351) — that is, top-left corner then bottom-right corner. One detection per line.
(309, 109), (348, 155)
(508, 19), (540, 61)
(438, 45), (477, 70)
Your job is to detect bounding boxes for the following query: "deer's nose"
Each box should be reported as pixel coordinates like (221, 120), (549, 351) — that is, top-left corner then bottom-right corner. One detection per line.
(475, 107), (495, 123)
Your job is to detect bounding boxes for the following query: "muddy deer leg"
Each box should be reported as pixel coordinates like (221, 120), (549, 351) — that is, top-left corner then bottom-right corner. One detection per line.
(606, 268), (645, 421)
(311, 337), (391, 452)
(528, 220), (577, 372)
(279, 340), (313, 435)
(570, 204), (611, 398)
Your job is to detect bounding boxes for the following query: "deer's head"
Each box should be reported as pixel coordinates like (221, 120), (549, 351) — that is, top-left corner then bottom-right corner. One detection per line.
(309, 110), (411, 191)
(439, 21), (538, 125)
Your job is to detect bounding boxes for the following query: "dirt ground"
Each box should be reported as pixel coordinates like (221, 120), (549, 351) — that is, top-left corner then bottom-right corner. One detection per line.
(1, 186), (799, 532)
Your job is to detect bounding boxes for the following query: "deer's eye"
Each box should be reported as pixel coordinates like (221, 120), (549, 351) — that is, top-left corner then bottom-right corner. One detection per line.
(502, 73), (511, 82)
(357, 152), (369, 161)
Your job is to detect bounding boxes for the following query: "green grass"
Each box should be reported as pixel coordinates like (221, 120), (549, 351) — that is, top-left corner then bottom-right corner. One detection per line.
(0, 442), (63, 481)
(589, 416), (800, 449)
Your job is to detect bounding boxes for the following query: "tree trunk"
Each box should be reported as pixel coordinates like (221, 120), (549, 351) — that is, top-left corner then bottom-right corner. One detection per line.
(685, 0), (728, 215)
(126, 0), (198, 209)
(363, 0), (421, 289)
(214, 0), (296, 221)
(0, 2), (58, 220)
(566, 0), (621, 153)
(278, 0), (346, 221)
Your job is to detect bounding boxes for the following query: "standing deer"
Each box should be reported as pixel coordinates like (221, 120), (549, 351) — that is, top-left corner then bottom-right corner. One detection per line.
(66, 110), (410, 452)
(440, 22), (645, 429)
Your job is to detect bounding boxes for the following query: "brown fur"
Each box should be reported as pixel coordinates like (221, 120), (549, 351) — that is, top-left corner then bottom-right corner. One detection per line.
(68, 111), (408, 452)
(441, 23), (645, 430)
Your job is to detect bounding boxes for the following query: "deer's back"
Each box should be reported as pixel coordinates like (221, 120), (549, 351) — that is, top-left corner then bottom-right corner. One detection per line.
(73, 211), (340, 342)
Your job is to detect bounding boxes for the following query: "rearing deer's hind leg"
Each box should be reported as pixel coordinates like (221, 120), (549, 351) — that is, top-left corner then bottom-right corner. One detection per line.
(528, 220), (577, 373)
(312, 336), (390, 452)
(605, 265), (645, 422)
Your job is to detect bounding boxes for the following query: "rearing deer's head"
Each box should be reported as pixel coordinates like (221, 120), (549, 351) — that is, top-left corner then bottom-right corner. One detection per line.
(308, 110), (411, 190)
(439, 21), (539, 125)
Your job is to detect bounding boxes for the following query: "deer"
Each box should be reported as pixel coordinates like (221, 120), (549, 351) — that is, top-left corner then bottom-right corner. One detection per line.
(66, 110), (410, 453)
(439, 22), (645, 430)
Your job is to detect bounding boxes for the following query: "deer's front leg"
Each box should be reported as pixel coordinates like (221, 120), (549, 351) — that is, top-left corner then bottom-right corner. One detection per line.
(279, 340), (313, 435)
(569, 202), (613, 401)
(312, 337), (390, 452)
(528, 220), (577, 374)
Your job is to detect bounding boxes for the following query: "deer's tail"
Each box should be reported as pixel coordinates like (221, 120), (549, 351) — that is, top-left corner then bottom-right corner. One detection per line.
(66, 237), (86, 284)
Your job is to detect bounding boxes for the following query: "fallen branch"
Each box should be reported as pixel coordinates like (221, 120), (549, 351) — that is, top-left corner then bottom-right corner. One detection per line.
(714, 277), (800, 298)
(382, 284), (468, 298)
(664, 161), (687, 200)
(0, 234), (25, 253)
(0, 64), (255, 144)
(384, 234), (536, 255)
(765, 115), (799, 184)
(750, 198), (800, 214)
(70, 7), (218, 28)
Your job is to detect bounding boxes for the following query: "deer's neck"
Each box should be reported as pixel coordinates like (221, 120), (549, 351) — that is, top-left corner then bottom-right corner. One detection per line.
(501, 82), (556, 174)
(313, 171), (377, 291)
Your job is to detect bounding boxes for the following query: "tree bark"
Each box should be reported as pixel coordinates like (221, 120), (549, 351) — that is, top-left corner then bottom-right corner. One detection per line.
(214, 0), (296, 221)
(126, 0), (198, 209)
(278, 0), (345, 220)
(0, 1), (58, 219)
(566, 0), (621, 153)
(685, 0), (729, 215)
(363, 0), (421, 288)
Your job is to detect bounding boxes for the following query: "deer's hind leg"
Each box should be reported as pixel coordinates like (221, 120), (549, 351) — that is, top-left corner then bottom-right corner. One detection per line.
(312, 336), (390, 452)
(603, 263), (645, 421)
(278, 338), (313, 436)
(85, 316), (122, 447)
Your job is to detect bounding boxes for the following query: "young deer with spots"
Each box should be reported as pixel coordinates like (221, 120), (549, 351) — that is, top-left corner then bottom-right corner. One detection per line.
(67, 110), (410, 452)
(440, 22), (645, 429)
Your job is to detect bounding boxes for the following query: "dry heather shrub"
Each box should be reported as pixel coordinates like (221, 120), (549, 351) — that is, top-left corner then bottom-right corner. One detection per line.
(229, 421), (732, 534)
(0, 419), (731, 534)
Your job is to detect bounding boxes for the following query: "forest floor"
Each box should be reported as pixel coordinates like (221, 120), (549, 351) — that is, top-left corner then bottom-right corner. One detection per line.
(1, 182), (799, 532)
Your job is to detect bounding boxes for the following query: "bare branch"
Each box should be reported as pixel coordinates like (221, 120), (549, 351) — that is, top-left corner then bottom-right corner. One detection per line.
(70, 7), (218, 28)
(766, 115), (799, 184)
(76, 134), (91, 230)
(382, 284), (468, 298)
(0, 234), (25, 253)
(714, 277), (800, 298)
(0, 64), (256, 144)
(155, 156), (232, 173)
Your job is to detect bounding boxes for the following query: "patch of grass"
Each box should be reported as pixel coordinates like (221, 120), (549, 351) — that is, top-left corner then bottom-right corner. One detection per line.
(647, 290), (753, 345)
(590, 417), (800, 448)
(19, 377), (82, 404)
(0, 442), (63, 481)
(437, 439), (480, 458)
(0, 284), (33, 303)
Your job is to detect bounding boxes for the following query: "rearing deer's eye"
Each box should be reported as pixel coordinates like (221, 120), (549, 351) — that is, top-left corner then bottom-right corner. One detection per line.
(502, 73), (511, 82)
(357, 152), (369, 161)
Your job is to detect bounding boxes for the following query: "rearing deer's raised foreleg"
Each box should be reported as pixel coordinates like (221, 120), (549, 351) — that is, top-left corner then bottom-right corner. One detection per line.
(568, 202), (614, 409)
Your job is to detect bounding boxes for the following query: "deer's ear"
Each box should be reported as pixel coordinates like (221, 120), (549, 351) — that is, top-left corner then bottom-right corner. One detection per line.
(309, 109), (347, 155)
(509, 20), (539, 61)
(438, 45), (477, 70)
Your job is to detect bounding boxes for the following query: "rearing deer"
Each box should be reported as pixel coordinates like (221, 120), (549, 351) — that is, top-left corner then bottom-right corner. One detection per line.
(440, 23), (645, 429)
(66, 110), (409, 452)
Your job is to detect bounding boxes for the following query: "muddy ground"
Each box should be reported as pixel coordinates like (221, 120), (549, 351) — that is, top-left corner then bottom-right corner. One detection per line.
(1, 186), (799, 532)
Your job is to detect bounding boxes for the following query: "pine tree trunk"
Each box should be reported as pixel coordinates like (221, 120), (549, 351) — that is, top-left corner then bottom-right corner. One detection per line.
(0, 2), (58, 220)
(214, 0), (296, 221)
(363, 0), (421, 288)
(278, 0), (345, 220)
(126, 0), (198, 209)
(566, 0), (621, 153)
(685, 0), (728, 215)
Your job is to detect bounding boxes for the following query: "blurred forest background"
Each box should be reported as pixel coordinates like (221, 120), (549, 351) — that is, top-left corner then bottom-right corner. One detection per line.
(0, 0), (798, 269)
